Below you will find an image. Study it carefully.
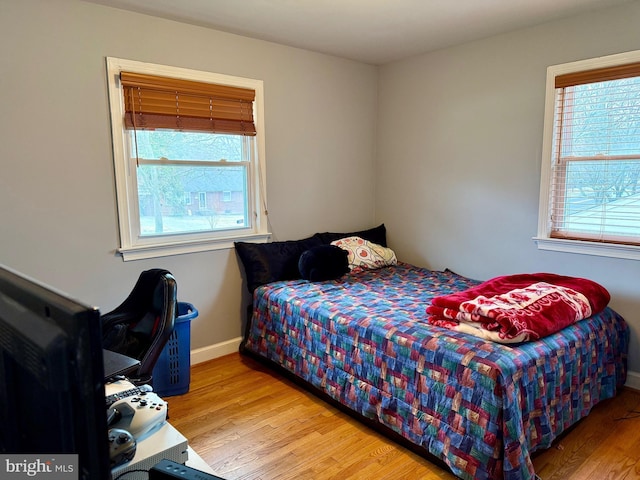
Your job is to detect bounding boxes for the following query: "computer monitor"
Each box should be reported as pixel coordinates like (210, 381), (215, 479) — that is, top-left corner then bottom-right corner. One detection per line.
(0, 264), (111, 480)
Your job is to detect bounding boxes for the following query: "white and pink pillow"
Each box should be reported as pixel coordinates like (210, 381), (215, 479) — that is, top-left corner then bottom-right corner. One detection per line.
(331, 236), (397, 272)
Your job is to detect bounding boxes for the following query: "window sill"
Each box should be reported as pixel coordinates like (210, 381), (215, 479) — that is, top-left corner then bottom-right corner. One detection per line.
(533, 237), (640, 261)
(118, 232), (271, 261)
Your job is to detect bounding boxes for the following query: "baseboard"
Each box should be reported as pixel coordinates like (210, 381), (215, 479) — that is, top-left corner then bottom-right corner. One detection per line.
(190, 336), (243, 365)
(625, 369), (640, 391)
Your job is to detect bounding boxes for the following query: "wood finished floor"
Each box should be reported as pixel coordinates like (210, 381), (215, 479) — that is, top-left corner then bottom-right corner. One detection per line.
(167, 353), (640, 480)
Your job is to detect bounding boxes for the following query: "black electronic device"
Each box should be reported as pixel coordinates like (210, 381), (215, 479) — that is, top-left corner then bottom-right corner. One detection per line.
(103, 349), (140, 380)
(149, 459), (227, 480)
(0, 264), (112, 480)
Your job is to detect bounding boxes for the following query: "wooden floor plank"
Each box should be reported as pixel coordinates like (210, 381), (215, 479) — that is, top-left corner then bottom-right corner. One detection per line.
(167, 353), (640, 480)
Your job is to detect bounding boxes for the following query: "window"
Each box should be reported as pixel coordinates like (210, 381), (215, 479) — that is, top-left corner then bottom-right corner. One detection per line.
(106, 58), (269, 260)
(536, 50), (640, 260)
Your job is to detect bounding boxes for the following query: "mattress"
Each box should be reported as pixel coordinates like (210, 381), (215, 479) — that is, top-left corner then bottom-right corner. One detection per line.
(241, 262), (629, 479)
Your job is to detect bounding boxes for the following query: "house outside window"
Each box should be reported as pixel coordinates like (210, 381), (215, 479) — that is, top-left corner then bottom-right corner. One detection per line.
(536, 50), (640, 260)
(106, 58), (269, 260)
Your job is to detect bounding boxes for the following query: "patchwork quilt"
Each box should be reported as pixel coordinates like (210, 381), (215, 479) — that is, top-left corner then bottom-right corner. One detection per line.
(241, 263), (629, 480)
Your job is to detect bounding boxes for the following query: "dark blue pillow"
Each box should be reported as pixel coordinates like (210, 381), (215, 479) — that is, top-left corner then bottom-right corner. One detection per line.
(298, 245), (349, 282)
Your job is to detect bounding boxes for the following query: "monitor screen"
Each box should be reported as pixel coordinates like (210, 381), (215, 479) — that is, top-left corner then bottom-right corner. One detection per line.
(0, 265), (111, 480)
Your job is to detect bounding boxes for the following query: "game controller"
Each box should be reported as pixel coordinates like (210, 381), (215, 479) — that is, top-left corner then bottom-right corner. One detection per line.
(108, 428), (136, 467)
(109, 391), (167, 440)
(105, 378), (153, 408)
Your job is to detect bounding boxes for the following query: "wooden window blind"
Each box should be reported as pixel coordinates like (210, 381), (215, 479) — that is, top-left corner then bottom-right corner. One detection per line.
(120, 72), (256, 136)
(555, 62), (640, 88)
(550, 62), (640, 245)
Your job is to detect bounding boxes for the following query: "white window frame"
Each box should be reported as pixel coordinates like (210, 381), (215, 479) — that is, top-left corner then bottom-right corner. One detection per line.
(535, 50), (640, 261)
(106, 57), (269, 261)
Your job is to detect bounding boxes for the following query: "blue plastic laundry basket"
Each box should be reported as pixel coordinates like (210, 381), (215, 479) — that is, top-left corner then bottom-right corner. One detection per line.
(152, 302), (198, 397)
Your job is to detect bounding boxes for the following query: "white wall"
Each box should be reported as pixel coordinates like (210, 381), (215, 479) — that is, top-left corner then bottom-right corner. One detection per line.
(0, 0), (377, 355)
(377, 2), (640, 375)
(2, 0), (639, 377)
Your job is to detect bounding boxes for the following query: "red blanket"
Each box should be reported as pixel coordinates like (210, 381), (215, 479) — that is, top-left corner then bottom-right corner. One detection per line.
(426, 273), (610, 343)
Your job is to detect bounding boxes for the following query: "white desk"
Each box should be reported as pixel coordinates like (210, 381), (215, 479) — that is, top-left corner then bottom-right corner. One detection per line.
(110, 423), (215, 479)
(186, 446), (215, 473)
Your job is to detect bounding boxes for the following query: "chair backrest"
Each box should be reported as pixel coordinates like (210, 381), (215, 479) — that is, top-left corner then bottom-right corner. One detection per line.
(102, 269), (177, 383)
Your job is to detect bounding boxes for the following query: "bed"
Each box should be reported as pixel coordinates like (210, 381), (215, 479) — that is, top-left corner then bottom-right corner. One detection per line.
(235, 226), (629, 480)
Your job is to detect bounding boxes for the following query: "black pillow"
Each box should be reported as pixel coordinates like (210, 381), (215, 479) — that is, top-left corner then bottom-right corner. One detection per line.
(235, 235), (323, 293)
(298, 245), (349, 282)
(316, 224), (387, 247)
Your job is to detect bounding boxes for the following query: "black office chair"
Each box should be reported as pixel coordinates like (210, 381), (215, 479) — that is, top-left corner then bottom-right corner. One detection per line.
(102, 269), (177, 384)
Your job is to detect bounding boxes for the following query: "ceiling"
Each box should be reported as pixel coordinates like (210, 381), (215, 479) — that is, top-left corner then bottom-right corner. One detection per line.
(85, 0), (632, 64)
